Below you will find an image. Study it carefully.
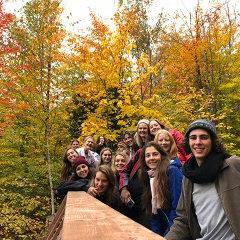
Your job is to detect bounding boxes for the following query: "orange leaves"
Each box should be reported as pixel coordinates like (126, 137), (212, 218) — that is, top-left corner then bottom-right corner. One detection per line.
(17, 102), (29, 111)
(89, 12), (111, 39)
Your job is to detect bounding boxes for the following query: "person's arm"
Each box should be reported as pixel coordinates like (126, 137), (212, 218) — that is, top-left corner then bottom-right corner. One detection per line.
(165, 178), (192, 240)
(119, 160), (132, 204)
(56, 179), (90, 200)
(170, 129), (191, 164)
(119, 149), (141, 204)
(87, 186), (99, 197)
(167, 166), (183, 226)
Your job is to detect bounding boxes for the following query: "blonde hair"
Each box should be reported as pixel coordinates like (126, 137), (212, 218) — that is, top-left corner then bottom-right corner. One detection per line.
(154, 129), (178, 159)
(112, 151), (129, 173)
(134, 120), (150, 148)
(99, 147), (113, 167)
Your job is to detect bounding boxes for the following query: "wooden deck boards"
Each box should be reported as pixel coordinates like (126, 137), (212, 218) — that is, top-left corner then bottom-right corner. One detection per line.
(61, 191), (165, 240)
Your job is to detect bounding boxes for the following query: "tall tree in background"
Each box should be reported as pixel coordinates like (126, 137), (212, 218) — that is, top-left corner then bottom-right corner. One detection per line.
(0, 0), (18, 137)
(8, 0), (70, 214)
(69, 3), (172, 141)
(158, 2), (240, 151)
(69, 12), (138, 141)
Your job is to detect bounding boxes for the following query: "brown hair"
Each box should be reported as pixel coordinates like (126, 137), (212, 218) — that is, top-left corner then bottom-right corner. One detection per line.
(149, 119), (167, 130)
(139, 141), (170, 215)
(92, 165), (119, 206)
(70, 165), (95, 181)
(60, 147), (79, 182)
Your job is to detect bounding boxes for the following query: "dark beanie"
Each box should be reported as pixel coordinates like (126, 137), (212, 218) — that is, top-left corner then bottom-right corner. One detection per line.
(185, 119), (217, 139)
(73, 156), (90, 170)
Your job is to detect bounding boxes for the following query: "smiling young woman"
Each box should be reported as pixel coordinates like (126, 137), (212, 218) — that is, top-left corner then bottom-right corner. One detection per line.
(87, 165), (121, 211)
(56, 156), (95, 201)
(139, 141), (183, 236)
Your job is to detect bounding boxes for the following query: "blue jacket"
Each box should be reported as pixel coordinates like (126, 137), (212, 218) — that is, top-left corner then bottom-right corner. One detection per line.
(150, 157), (183, 236)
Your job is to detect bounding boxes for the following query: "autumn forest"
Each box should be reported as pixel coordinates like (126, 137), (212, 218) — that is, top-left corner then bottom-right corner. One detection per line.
(0, 0), (239, 238)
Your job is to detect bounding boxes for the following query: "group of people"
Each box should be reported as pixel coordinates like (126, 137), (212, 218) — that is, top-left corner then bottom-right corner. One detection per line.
(55, 118), (240, 239)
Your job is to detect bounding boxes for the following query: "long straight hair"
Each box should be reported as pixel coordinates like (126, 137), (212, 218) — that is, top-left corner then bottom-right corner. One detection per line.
(60, 147), (79, 182)
(154, 129), (178, 159)
(139, 141), (170, 215)
(99, 147), (113, 167)
(92, 165), (119, 206)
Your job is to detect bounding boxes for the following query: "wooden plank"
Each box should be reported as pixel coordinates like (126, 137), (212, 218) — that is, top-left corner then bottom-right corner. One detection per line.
(46, 196), (66, 240)
(62, 191), (165, 240)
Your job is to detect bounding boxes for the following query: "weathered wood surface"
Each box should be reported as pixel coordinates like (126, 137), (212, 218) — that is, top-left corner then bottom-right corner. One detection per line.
(62, 191), (165, 240)
(46, 196), (66, 240)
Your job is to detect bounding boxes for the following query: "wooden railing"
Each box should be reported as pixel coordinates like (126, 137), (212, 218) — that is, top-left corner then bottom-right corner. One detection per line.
(46, 191), (165, 240)
(46, 196), (66, 240)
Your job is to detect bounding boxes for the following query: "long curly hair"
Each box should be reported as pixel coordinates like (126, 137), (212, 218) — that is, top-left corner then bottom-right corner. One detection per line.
(139, 141), (170, 215)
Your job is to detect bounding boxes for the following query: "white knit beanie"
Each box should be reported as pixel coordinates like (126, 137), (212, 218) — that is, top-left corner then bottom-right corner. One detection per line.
(137, 119), (150, 127)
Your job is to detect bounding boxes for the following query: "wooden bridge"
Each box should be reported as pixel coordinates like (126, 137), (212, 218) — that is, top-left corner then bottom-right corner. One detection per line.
(46, 191), (165, 240)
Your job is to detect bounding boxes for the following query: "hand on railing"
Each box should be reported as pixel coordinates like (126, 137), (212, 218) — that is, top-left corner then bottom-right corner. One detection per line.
(87, 186), (99, 197)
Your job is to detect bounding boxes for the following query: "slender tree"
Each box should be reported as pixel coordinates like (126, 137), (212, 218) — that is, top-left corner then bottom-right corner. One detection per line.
(9, 0), (70, 214)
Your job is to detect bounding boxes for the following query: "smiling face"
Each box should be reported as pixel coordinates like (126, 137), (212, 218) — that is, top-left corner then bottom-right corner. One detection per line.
(76, 164), (89, 178)
(94, 171), (109, 195)
(189, 129), (212, 166)
(149, 120), (162, 135)
(145, 146), (161, 170)
(66, 149), (78, 163)
(84, 137), (94, 151)
(124, 133), (133, 147)
(114, 154), (128, 171)
(72, 140), (80, 150)
(157, 133), (171, 153)
(138, 123), (149, 140)
(101, 150), (112, 164)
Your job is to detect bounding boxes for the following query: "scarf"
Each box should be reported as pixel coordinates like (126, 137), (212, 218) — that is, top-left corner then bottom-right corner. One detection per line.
(147, 169), (158, 214)
(182, 152), (228, 184)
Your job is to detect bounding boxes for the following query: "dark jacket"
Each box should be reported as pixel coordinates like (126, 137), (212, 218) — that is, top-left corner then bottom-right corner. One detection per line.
(96, 188), (122, 212)
(119, 149), (144, 223)
(56, 178), (91, 200)
(166, 156), (240, 240)
(119, 149), (142, 190)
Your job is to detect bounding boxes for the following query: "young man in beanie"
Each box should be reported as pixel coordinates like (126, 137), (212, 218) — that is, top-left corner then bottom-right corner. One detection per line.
(166, 119), (240, 240)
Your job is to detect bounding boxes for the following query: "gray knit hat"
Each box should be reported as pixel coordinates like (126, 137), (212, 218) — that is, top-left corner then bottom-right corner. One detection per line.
(185, 119), (217, 138)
